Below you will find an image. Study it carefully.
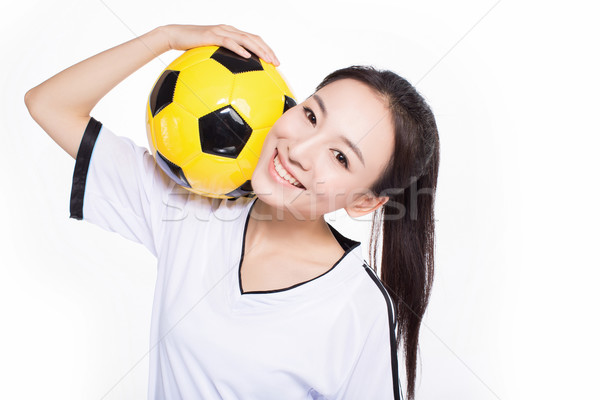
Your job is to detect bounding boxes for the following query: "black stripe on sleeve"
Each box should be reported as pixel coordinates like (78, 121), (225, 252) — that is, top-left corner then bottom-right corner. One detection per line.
(69, 117), (102, 220)
(362, 262), (403, 400)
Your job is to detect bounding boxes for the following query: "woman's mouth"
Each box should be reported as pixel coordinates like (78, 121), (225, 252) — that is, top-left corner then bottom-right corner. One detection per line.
(269, 149), (306, 189)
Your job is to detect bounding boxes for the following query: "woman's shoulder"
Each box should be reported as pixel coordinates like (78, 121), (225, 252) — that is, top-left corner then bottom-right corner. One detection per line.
(161, 189), (256, 225)
(209, 195), (256, 222)
(345, 261), (397, 327)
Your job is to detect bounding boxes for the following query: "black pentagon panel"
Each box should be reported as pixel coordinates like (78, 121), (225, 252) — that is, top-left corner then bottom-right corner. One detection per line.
(283, 95), (297, 113)
(149, 70), (180, 117)
(225, 180), (254, 199)
(210, 47), (263, 74)
(198, 106), (253, 158)
(155, 150), (191, 188)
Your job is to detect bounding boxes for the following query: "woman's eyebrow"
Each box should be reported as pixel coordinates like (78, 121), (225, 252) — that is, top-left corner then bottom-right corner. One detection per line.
(339, 135), (365, 167)
(313, 94), (327, 118)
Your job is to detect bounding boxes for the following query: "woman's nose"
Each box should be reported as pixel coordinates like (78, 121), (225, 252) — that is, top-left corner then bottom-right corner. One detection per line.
(287, 135), (320, 172)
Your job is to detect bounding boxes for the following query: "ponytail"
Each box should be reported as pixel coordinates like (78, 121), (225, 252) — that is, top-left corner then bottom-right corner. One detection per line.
(369, 141), (439, 399)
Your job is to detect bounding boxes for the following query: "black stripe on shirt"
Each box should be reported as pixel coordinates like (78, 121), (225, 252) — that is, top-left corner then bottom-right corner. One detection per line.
(69, 117), (102, 220)
(362, 262), (403, 400)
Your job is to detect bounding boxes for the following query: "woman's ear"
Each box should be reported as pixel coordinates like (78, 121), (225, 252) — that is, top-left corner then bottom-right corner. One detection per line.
(345, 193), (389, 218)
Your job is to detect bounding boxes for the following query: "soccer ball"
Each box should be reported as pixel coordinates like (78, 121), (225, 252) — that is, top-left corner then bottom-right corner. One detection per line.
(146, 45), (296, 199)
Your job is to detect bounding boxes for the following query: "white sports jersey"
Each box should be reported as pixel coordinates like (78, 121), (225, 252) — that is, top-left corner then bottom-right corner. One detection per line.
(69, 117), (403, 400)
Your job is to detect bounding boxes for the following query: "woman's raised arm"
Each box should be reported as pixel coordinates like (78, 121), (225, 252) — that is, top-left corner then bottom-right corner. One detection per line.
(24, 24), (279, 159)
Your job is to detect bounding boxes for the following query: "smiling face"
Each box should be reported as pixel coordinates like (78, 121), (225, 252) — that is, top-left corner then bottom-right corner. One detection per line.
(250, 78), (395, 220)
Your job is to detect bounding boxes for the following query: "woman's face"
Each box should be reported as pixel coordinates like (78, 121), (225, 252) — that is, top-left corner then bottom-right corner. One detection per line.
(251, 78), (395, 220)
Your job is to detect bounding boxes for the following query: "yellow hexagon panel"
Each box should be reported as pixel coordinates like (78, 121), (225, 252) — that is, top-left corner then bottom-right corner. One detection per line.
(230, 71), (285, 130)
(183, 153), (244, 196)
(261, 61), (296, 100)
(167, 46), (218, 71)
(151, 102), (202, 167)
(173, 59), (233, 118)
(237, 127), (270, 180)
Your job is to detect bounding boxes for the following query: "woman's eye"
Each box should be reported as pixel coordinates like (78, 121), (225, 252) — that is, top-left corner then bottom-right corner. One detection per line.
(300, 106), (347, 169)
(303, 106), (317, 126)
(333, 150), (349, 169)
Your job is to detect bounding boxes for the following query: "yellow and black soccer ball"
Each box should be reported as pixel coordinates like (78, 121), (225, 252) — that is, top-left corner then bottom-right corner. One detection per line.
(146, 45), (296, 199)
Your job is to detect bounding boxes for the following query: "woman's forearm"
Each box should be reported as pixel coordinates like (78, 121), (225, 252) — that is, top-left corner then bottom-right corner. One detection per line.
(24, 26), (170, 158)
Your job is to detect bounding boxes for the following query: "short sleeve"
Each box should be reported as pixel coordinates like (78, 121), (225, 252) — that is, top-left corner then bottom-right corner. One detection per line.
(69, 117), (173, 257)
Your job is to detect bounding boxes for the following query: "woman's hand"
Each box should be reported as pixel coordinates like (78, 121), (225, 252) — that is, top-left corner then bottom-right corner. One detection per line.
(161, 24), (280, 66)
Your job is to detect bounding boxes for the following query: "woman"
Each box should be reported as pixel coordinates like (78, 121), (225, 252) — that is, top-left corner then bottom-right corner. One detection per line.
(25, 24), (439, 400)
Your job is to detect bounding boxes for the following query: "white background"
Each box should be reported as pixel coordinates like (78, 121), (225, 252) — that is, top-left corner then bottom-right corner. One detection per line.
(2, 0), (599, 399)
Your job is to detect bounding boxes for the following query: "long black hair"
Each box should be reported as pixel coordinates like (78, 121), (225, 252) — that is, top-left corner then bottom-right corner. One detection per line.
(316, 66), (440, 400)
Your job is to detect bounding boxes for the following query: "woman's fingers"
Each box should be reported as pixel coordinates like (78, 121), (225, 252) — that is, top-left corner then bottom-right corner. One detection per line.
(247, 33), (279, 65)
(163, 24), (280, 66)
(220, 36), (252, 59)
(217, 25), (279, 66)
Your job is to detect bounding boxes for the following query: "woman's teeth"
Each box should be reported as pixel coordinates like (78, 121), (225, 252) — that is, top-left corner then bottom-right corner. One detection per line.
(274, 154), (304, 188)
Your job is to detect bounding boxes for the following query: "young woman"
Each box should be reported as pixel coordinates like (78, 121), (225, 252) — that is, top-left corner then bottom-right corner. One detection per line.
(25, 24), (439, 400)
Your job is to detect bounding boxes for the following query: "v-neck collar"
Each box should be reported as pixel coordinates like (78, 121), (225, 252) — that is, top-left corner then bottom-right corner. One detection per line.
(235, 197), (361, 297)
